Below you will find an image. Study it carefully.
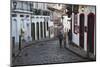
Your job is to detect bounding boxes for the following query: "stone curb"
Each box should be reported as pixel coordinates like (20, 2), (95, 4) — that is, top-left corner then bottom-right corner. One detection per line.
(65, 45), (96, 61)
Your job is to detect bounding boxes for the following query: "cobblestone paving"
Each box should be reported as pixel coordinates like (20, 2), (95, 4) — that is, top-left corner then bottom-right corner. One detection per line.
(13, 39), (87, 66)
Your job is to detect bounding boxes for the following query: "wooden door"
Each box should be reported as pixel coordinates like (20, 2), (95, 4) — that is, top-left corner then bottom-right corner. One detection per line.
(37, 22), (39, 40)
(79, 14), (84, 48)
(87, 13), (95, 53)
(31, 23), (35, 40)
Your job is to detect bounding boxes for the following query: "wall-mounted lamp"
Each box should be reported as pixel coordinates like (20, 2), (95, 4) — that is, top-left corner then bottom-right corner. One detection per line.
(81, 6), (85, 12)
(13, 1), (17, 9)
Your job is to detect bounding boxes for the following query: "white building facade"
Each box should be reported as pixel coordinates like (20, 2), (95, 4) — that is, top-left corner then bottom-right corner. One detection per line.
(31, 2), (54, 40)
(11, 1), (55, 44)
(72, 5), (96, 55)
(11, 0), (33, 44)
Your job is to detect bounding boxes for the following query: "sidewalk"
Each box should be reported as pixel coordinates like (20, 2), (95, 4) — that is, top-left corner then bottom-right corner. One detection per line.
(65, 43), (96, 61)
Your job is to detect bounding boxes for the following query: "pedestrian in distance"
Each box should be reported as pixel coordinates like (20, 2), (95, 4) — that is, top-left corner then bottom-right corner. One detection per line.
(63, 32), (67, 48)
(58, 31), (63, 48)
(68, 29), (72, 44)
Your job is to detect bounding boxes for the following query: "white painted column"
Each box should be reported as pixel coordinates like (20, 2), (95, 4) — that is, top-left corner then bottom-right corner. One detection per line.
(35, 22), (37, 40)
(42, 22), (44, 38)
(84, 13), (88, 51)
(39, 22), (41, 39)
(72, 13), (74, 33)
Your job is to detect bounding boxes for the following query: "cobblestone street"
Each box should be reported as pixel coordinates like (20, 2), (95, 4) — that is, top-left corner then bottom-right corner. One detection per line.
(10, 1), (96, 67)
(13, 39), (88, 66)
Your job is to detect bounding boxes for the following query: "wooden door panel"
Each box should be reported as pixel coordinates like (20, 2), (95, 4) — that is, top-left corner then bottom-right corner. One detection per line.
(87, 13), (95, 53)
(79, 14), (84, 48)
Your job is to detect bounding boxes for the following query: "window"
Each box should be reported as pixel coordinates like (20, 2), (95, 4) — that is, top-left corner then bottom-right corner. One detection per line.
(36, 3), (38, 9)
(30, 3), (33, 11)
(19, 2), (22, 10)
(13, 1), (17, 9)
(20, 15), (24, 17)
(12, 14), (17, 17)
(73, 5), (79, 14)
(43, 11), (50, 16)
(23, 2), (27, 10)
(33, 9), (41, 15)
(43, 3), (45, 9)
(26, 15), (29, 18)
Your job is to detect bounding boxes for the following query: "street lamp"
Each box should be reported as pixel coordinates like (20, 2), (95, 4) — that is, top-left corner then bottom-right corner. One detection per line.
(81, 6), (85, 12)
(13, 1), (17, 9)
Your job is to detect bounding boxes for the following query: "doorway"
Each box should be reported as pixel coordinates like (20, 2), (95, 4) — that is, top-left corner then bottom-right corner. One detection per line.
(79, 14), (84, 48)
(31, 23), (35, 40)
(40, 22), (43, 38)
(37, 22), (39, 40)
(44, 22), (46, 38)
(87, 13), (95, 53)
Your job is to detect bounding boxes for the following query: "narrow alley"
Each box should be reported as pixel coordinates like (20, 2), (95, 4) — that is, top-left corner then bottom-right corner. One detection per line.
(13, 38), (87, 66)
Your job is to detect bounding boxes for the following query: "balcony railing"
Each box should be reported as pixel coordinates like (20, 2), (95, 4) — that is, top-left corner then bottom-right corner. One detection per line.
(12, 7), (32, 11)
(32, 9), (50, 16)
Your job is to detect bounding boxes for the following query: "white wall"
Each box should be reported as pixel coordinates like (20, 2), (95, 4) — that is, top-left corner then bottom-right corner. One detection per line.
(72, 13), (79, 46)
(48, 21), (54, 38)
(79, 6), (96, 53)
(12, 1), (31, 11)
(62, 16), (71, 32)
(32, 15), (51, 40)
(72, 5), (96, 55)
(11, 13), (32, 44)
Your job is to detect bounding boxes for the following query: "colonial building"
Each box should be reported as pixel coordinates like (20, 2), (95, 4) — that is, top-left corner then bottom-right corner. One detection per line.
(31, 2), (54, 40)
(71, 5), (96, 55)
(11, 0), (33, 44)
(47, 4), (70, 36)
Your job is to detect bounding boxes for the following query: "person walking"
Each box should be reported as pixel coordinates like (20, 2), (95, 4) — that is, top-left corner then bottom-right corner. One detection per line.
(68, 29), (72, 44)
(63, 32), (67, 48)
(58, 31), (63, 48)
